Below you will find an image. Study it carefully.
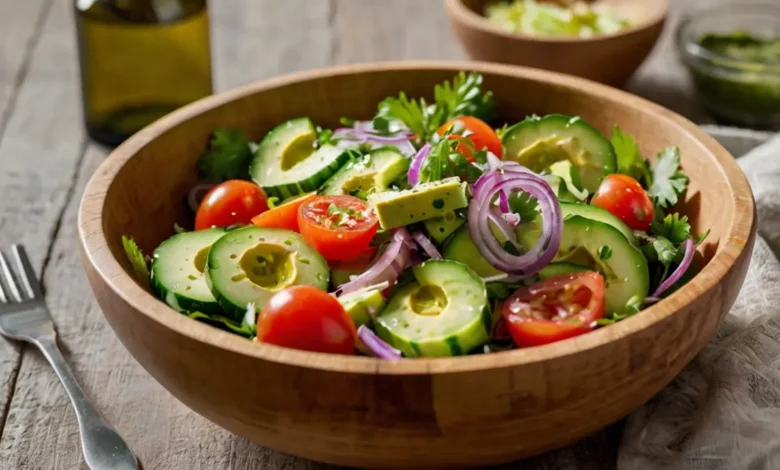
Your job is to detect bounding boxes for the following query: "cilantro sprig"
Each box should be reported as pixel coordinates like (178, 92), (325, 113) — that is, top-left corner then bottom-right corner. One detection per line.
(197, 128), (253, 182)
(373, 72), (495, 141)
(648, 147), (689, 208)
(419, 137), (485, 185)
(611, 127), (651, 185)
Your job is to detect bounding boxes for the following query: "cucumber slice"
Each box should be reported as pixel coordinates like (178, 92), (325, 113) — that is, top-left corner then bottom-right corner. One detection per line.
(151, 228), (225, 314)
(555, 216), (648, 314)
(539, 262), (590, 280)
(250, 117), (354, 199)
(561, 202), (636, 245)
(442, 226), (503, 278)
(375, 260), (491, 357)
(516, 202), (637, 247)
(502, 114), (617, 193)
(206, 226), (329, 320)
(338, 288), (386, 327)
(319, 148), (409, 199)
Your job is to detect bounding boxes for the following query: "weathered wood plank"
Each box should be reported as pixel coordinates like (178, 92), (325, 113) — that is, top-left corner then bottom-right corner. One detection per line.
(332, 0), (462, 63)
(0, 0), (80, 435)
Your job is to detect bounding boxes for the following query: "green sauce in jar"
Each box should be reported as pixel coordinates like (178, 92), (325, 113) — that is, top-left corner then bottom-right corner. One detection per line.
(689, 32), (780, 127)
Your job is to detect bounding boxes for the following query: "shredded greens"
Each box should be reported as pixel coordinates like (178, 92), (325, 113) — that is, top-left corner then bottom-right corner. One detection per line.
(485, 0), (631, 38)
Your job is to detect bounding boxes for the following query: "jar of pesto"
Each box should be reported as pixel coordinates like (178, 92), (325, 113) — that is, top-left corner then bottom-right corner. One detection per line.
(677, 2), (780, 128)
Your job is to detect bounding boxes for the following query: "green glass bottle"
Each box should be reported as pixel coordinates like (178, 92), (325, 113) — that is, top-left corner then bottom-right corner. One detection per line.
(75, 0), (213, 146)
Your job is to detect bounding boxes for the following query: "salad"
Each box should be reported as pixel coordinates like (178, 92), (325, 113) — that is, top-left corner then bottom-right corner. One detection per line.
(485, 0), (631, 38)
(123, 72), (707, 359)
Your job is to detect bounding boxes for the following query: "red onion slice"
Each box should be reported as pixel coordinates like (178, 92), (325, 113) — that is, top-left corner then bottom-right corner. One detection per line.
(411, 232), (442, 259)
(468, 170), (562, 277)
(187, 183), (215, 212)
(652, 238), (695, 297)
(333, 128), (416, 157)
(407, 144), (432, 186)
(334, 228), (414, 297)
(357, 325), (402, 360)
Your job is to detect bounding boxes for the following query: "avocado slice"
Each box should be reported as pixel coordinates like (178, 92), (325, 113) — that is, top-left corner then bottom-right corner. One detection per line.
(151, 228), (225, 314)
(368, 177), (469, 230)
(423, 211), (466, 245)
(375, 260), (491, 357)
(502, 114), (617, 193)
(205, 226), (329, 320)
(250, 117), (354, 199)
(320, 148), (409, 199)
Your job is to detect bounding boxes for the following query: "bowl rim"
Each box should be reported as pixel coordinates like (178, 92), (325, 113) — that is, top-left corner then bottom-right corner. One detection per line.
(444, 0), (670, 44)
(78, 60), (755, 376)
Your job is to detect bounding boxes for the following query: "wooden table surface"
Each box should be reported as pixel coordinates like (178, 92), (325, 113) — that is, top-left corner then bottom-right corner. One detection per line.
(0, 1), (714, 469)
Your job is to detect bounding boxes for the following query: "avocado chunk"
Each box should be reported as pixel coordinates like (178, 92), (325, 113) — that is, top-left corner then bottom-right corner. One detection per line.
(250, 117), (354, 199)
(368, 177), (469, 230)
(320, 148), (409, 199)
(338, 288), (386, 327)
(375, 260), (491, 357)
(502, 114), (616, 193)
(206, 226), (329, 320)
(151, 228), (225, 314)
(423, 211), (466, 245)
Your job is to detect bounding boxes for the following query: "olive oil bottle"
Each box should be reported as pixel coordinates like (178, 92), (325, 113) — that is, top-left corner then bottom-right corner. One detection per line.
(75, 0), (213, 146)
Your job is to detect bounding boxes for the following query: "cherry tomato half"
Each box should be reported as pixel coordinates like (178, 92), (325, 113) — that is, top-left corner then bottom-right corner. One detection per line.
(501, 272), (605, 347)
(195, 180), (268, 230)
(298, 195), (379, 262)
(437, 116), (503, 158)
(257, 285), (356, 355)
(591, 174), (654, 231)
(251, 192), (316, 232)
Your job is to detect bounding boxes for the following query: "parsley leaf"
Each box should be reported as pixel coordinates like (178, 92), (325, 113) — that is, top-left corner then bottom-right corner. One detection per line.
(374, 72), (494, 142)
(611, 127), (651, 185)
(507, 192), (540, 221)
(433, 71), (495, 125)
(596, 295), (643, 325)
(121, 235), (150, 288)
(641, 235), (677, 267)
(598, 245), (613, 260)
(197, 128), (253, 182)
(695, 229), (711, 246)
(651, 212), (691, 245)
(317, 127), (334, 146)
(648, 147), (689, 208)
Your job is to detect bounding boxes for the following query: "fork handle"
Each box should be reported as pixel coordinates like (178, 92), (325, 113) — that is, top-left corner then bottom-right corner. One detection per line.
(35, 336), (138, 470)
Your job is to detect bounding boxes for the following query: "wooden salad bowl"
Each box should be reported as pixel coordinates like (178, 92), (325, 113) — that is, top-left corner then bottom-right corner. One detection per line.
(445, 0), (670, 86)
(78, 62), (755, 469)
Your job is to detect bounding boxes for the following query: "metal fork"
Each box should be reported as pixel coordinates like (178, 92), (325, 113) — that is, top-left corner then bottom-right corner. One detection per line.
(0, 244), (137, 470)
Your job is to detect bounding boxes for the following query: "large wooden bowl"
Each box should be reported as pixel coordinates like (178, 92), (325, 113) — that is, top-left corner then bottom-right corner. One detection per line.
(445, 0), (669, 86)
(78, 62), (755, 469)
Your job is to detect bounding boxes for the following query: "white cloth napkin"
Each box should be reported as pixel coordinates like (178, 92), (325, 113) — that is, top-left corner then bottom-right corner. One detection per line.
(617, 133), (780, 470)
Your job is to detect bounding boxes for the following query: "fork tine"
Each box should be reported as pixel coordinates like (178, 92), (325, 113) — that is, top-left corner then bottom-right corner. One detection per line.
(12, 245), (42, 300)
(0, 251), (23, 302)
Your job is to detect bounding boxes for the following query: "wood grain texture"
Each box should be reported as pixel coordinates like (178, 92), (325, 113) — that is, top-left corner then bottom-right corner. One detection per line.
(79, 62), (754, 469)
(447, 0), (668, 86)
(0, 0), (84, 434)
(0, 0), (744, 469)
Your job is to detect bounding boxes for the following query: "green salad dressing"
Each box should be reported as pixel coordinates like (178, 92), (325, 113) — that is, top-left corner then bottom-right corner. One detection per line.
(690, 32), (780, 126)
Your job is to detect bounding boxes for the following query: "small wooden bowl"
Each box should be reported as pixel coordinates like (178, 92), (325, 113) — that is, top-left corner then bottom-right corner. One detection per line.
(79, 62), (754, 469)
(445, 0), (669, 86)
